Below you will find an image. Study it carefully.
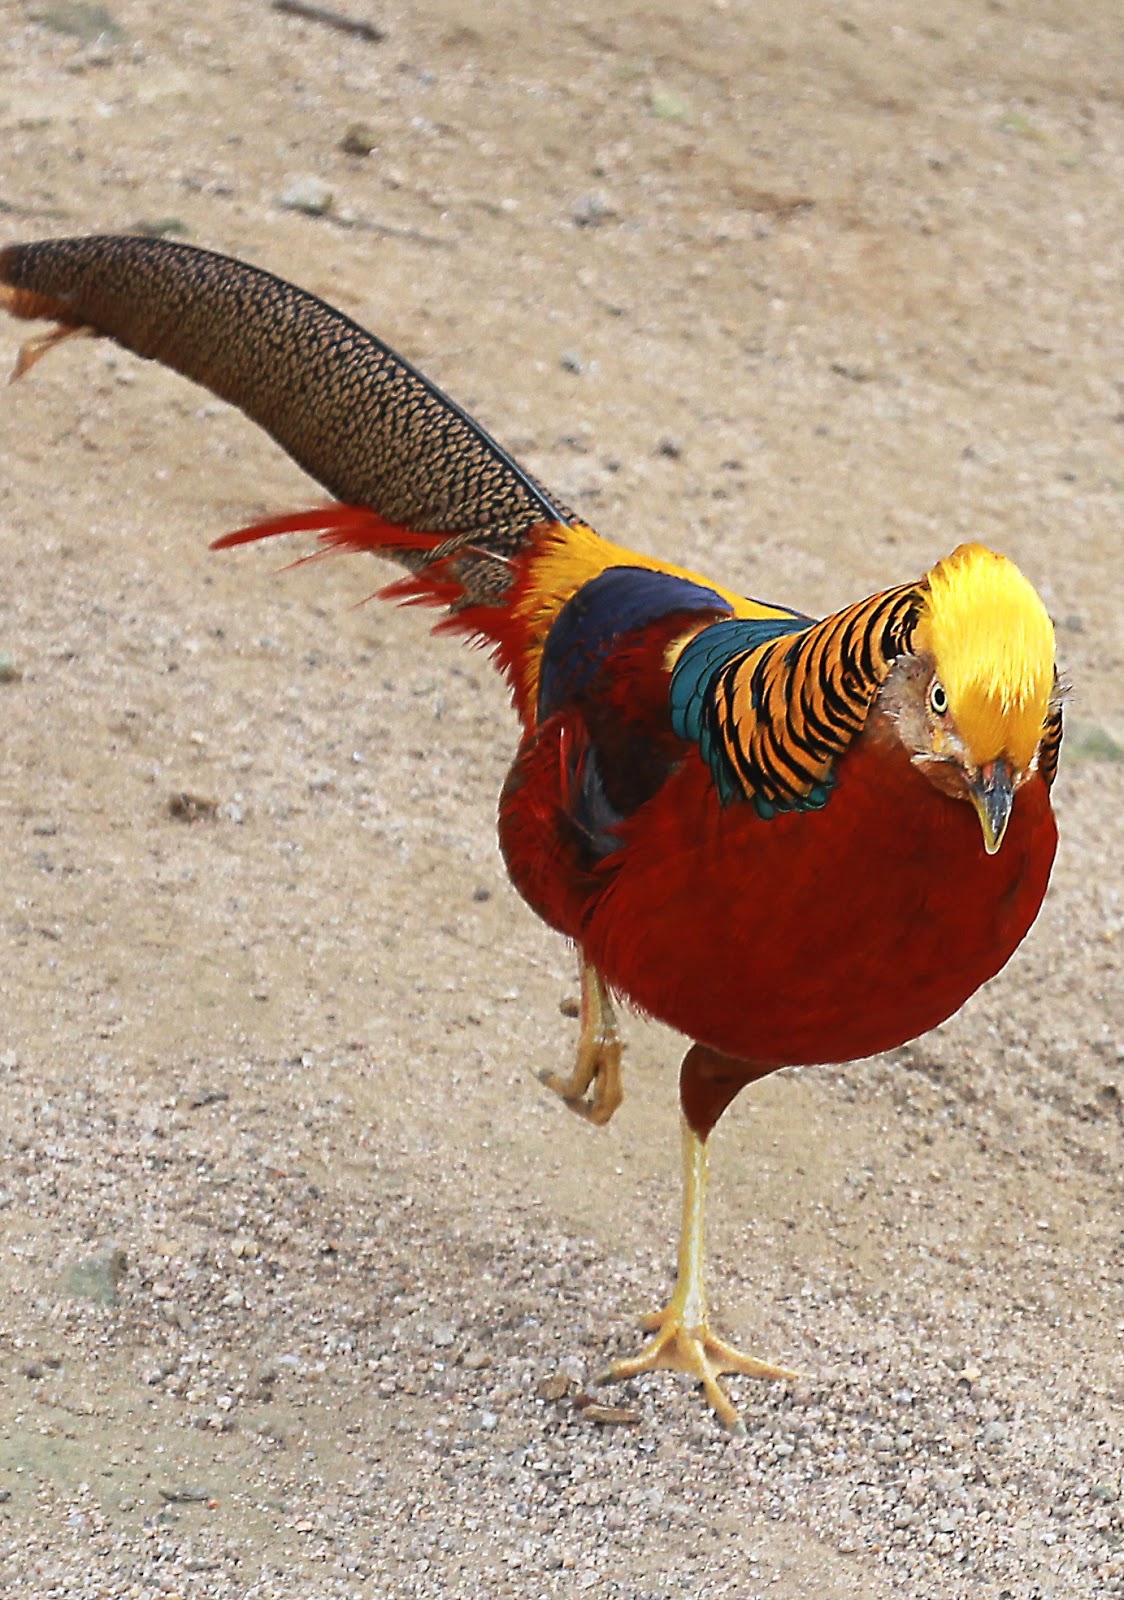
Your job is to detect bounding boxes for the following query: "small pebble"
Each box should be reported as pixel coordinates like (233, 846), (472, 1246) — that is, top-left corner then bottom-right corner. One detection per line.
(340, 122), (378, 157)
(572, 192), (613, 228)
(648, 84), (689, 119)
(63, 1247), (127, 1305)
(537, 1373), (570, 1402)
(279, 177), (334, 216)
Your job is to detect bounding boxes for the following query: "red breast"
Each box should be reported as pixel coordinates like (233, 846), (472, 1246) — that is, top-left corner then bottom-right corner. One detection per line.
(584, 732), (1057, 1068)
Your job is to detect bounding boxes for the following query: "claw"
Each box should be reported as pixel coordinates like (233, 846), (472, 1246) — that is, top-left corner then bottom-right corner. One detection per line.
(602, 1309), (797, 1431)
(4, 315), (96, 384)
(540, 962), (623, 1125)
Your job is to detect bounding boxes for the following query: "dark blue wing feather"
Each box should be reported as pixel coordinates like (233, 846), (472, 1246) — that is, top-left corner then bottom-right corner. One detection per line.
(539, 566), (731, 720)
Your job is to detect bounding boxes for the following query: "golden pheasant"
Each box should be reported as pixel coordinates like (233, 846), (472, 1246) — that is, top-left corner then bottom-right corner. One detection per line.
(0, 237), (1062, 1429)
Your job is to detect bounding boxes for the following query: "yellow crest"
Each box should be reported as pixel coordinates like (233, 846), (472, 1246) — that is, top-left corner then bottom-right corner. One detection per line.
(915, 544), (1055, 770)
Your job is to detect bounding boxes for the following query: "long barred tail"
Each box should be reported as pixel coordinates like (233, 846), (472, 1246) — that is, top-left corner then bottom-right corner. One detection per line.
(0, 234), (572, 616)
(0, 234), (775, 725)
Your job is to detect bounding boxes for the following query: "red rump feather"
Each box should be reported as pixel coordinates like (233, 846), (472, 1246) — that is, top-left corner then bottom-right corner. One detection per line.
(212, 504), (436, 556)
(212, 505), (485, 610)
(212, 504), (544, 717)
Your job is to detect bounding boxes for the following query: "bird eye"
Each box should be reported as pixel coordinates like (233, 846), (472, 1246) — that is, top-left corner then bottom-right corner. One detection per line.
(929, 679), (949, 716)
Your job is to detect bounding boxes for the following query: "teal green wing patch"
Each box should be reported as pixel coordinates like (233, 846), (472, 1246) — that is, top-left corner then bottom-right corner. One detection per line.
(670, 616), (812, 808)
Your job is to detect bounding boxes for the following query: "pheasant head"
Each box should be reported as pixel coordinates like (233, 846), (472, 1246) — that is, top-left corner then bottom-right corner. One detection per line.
(884, 543), (1059, 853)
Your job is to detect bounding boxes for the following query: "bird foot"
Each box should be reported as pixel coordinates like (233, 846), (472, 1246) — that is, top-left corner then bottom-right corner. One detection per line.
(599, 1306), (797, 1431)
(540, 962), (624, 1125)
(539, 1033), (622, 1125)
(4, 315), (95, 383)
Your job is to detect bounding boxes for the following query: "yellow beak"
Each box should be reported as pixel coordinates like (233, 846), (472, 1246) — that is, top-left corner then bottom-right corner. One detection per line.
(968, 758), (1014, 855)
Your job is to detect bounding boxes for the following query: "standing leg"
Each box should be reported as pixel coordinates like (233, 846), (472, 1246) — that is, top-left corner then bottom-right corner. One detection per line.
(601, 1043), (795, 1429)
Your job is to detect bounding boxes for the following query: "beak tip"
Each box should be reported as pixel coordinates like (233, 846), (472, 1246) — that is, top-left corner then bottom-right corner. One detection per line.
(971, 759), (1014, 856)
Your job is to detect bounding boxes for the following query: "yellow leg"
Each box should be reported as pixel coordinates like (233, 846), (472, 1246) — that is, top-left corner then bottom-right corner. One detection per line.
(5, 317), (95, 382)
(602, 1115), (796, 1430)
(539, 960), (623, 1126)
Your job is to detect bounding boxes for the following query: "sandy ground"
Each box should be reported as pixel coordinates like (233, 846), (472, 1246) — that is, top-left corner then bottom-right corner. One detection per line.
(0, 1), (1122, 1595)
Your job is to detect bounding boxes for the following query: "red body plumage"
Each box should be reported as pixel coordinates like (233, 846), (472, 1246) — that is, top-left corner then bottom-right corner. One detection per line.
(581, 732), (1056, 1066)
(497, 642), (1057, 1072)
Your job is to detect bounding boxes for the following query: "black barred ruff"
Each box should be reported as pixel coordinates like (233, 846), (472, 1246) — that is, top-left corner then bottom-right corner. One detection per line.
(706, 582), (924, 815)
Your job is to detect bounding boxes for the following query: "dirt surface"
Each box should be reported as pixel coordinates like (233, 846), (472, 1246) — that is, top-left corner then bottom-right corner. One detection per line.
(1, 2), (1122, 1596)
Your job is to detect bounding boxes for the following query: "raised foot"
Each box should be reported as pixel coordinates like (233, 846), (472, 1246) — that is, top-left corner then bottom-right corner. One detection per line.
(540, 963), (623, 1125)
(538, 1033), (622, 1125)
(600, 1309), (798, 1431)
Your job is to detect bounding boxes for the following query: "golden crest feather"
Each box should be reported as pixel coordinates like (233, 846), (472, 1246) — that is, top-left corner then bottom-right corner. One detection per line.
(914, 543), (1055, 771)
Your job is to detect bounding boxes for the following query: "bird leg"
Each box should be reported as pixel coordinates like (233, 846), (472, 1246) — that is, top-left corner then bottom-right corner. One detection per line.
(0, 302), (95, 384)
(539, 960), (623, 1125)
(601, 1113), (796, 1430)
